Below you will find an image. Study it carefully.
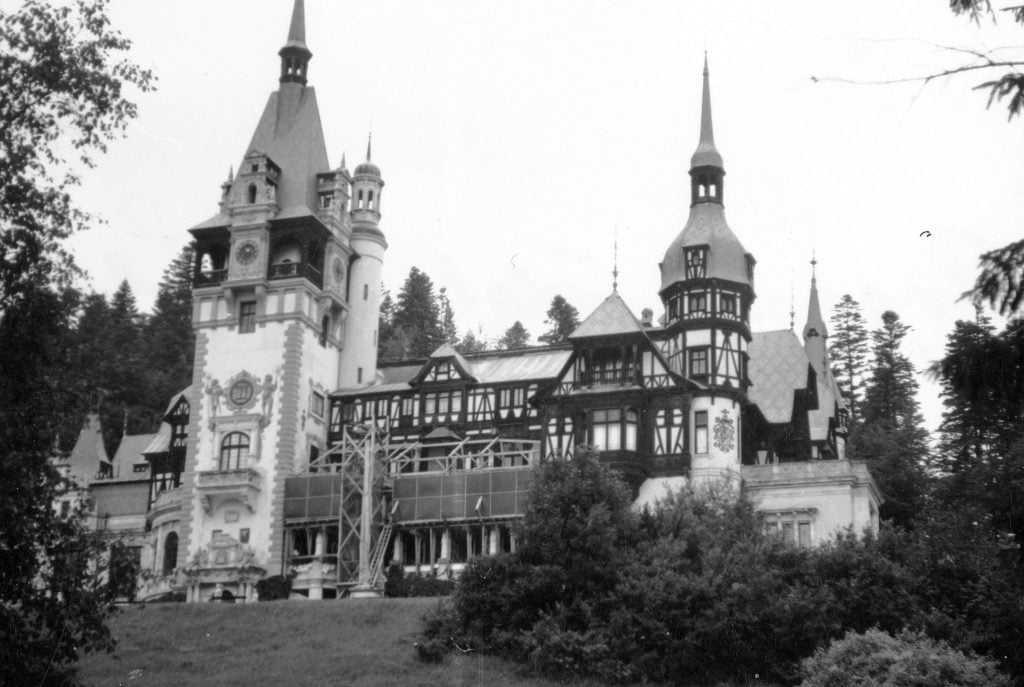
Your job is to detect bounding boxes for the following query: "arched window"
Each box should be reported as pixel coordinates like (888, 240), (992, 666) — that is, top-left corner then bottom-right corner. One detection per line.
(220, 432), (249, 470)
(162, 532), (178, 575)
(247, 184), (257, 204)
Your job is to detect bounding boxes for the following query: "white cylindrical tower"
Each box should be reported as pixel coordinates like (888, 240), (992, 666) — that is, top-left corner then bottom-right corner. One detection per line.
(339, 138), (387, 387)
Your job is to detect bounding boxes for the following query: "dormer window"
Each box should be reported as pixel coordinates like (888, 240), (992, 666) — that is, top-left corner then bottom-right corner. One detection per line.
(320, 194), (333, 209)
(685, 247), (707, 279)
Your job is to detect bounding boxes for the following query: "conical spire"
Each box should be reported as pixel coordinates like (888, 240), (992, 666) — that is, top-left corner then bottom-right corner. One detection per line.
(690, 54), (723, 169)
(284, 0), (308, 50)
(278, 0), (312, 85)
(365, 133), (372, 162)
(803, 256), (829, 374)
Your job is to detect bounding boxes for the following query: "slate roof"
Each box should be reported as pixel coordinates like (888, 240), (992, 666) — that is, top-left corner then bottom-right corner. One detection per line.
(660, 203), (751, 288)
(747, 329), (811, 423)
(64, 414), (109, 487)
(570, 292), (646, 339)
(111, 434), (158, 479)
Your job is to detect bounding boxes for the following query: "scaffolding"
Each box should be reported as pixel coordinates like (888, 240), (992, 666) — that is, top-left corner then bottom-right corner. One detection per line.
(297, 424), (540, 595)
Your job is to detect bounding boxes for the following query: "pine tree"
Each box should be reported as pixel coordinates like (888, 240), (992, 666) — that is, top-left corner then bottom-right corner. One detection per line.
(855, 310), (930, 527)
(388, 267), (443, 358)
(498, 321), (531, 350)
(828, 294), (869, 423)
(145, 242), (195, 412)
(538, 295), (580, 345)
(377, 285), (395, 359)
(438, 287), (458, 346)
(456, 327), (488, 354)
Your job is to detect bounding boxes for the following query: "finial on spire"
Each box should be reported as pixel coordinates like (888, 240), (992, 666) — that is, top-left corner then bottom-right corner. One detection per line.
(227, 165), (234, 183)
(285, 0), (307, 48)
(340, 152), (347, 169)
(810, 252), (817, 281)
(365, 132), (372, 162)
(612, 227), (619, 291)
(690, 53), (723, 170)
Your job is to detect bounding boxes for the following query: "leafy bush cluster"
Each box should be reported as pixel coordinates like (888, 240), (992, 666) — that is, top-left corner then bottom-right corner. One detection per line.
(418, 451), (1021, 685)
(255, 574), (293, 601)
(801, 629), (1011, 687)
(384, 564), (456, 598)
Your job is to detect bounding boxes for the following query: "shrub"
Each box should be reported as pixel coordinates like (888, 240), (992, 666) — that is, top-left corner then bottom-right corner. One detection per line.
(383, 565), (455, 598)
(255, 575), (292, 601)
(800, 628), (1011, 687)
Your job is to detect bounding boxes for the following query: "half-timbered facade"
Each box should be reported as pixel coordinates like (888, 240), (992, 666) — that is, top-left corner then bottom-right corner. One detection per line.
(68, 2), (880, 602)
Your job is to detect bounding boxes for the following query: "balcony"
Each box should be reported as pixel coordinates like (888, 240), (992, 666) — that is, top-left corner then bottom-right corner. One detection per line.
(574, 368), (638, 389)
(268, 261), (323, 288)
(197, 269), (228, 286)
(195, 467), (261, 514)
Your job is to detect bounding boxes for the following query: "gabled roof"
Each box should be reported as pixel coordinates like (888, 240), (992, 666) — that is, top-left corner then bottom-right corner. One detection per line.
(410, 343), (478, 384)
(747, 329), (813, 424)
(570, 292), (646, 339)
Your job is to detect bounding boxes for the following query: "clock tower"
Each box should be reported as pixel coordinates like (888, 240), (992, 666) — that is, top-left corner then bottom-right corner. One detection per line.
(175, 0), (379, 598)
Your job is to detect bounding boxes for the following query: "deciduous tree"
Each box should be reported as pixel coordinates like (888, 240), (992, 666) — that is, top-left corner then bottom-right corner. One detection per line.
(0, 0), (154, 308)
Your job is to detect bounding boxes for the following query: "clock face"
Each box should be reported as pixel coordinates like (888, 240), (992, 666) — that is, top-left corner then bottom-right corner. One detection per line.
(236, 241), (259, 266)
(332, 256), (346, 284)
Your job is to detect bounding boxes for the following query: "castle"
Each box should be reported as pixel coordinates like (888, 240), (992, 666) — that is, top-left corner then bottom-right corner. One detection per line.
(62, 1), (881, 602)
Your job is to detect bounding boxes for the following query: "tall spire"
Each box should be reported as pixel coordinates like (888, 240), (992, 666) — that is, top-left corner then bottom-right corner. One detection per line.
(803, 256), (829, 375)
(690, 53), (723, 170)
(285, 0), (307, 48)
(366, 133), (372, 162)
(279, 0), (312, 85)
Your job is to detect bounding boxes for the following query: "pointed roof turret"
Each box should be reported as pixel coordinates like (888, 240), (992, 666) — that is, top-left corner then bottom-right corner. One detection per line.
(802, 257), (830, 375)
(690, 54), (723, 169)
(354, 133), (381, 177)
(570, 292), (645, 339)
(279, 0), (312, 85)
(660, 57), (752, 291)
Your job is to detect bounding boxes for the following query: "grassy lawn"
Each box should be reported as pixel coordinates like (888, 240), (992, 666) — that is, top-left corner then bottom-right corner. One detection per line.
(76, 598), (602, 687)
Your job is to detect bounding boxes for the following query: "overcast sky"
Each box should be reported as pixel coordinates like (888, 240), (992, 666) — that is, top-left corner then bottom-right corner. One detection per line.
(66, 1), (1024, 432)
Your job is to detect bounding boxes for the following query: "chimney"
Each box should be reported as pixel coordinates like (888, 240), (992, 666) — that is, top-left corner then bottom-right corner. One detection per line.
(641, 308), (653, 328)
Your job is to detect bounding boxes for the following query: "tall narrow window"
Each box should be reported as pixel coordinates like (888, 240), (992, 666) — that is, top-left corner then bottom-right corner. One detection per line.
(239, 301), (256, 334)
(162, 532), (178, 575)
(694, 411), (708, 454)
(320, 315), (329, 347)
(688, 348), (709, 379)
(625, 409), (638, 451)
(720, 293), (737, 317)
(363, 284), (368, 301)
(592, 409), (622, 451)
(247, 184), (257, 204)
(687, 293), (707, 316)
(357, 367), (363, 384)
(219, 432), (249, 470)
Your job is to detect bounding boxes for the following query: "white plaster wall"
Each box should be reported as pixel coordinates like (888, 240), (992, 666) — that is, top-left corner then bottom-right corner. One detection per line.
(689, 395), (741, 487)
(746, 480), (876, 544)
(339, 235), (385, 388)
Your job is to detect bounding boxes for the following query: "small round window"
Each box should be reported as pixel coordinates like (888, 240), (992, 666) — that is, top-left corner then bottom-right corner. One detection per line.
(229, 380), (254, 407)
